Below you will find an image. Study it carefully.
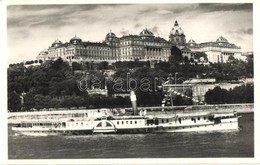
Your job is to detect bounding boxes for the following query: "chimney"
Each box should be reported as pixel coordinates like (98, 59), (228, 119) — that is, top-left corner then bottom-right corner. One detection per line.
(130, 91), (138, 115)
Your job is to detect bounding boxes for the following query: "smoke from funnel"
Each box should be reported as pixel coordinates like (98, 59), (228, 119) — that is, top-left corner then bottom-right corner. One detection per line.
(130, 91), (138, 115)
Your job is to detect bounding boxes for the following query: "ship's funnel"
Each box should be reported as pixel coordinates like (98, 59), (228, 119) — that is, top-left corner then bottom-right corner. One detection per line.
(130, 91), (138, 115)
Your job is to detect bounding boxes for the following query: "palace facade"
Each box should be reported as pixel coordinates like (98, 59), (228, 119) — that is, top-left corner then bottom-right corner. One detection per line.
(169, 21), (242, 63)
(37, 20), (243, 64)
(37, 29), (171, 63)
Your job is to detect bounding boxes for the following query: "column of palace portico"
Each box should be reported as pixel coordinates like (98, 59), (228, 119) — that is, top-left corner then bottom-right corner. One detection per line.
(145, 47), (163, 60)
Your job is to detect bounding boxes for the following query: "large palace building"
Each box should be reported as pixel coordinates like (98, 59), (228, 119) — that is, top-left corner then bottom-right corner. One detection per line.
(169, 21), (242, 63)
(37, 20), (243, 64)
(37, 29), (171, 63)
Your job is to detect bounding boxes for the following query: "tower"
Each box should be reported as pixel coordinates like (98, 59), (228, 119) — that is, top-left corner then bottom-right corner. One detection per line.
(169, 20), (186, 48)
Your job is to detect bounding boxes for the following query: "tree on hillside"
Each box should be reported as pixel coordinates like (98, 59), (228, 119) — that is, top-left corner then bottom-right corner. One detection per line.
(155, 61), (171, 73)
(194, 52), (208, 62)
(32, 94), (52, 110)
(72, 62), (82, 71)
(246, 58), (253, 77)
(8, 91), (21, 112)
(169, 46), (183, 63)
(184, 56), (189, 63)
(97, 61), (109, 70)
(205, 86), (230, 104)
(23, 91), (36, 111)
(205, 85), (253, 104)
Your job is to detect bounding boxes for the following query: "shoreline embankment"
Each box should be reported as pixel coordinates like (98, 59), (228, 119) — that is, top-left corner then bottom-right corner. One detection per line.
(183, 103), (253, 114)
(142, 103), (253, 116)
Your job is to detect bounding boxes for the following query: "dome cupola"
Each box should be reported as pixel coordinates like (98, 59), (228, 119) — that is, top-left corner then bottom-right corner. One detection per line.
(51, 39), (62, 47)
(105, 31), (117, 41)
(139, 28), (154, 38)
(216, 36), (228, 43)
(170, 20), (184, 35)
(188, 38), (196, 44)
(169, 20), (186, 46)
(70, 35), (82, 44)
(188, 38), (196, 46)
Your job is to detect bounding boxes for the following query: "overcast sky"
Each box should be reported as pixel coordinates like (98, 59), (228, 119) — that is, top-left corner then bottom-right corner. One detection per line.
(7, 3), (253, 64)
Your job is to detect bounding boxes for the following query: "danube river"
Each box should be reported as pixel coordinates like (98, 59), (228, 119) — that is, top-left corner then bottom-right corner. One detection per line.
(8, 113), (254, 159)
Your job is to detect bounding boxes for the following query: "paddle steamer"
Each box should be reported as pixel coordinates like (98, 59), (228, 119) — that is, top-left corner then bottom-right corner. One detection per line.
(11, 91), (241, 136)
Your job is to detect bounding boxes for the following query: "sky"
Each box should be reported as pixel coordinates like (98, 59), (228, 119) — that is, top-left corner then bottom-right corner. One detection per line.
(7, 3), (253, 64)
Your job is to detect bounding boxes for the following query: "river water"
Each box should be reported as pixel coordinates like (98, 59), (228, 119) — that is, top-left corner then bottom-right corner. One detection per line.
(8, 113), (254, 159)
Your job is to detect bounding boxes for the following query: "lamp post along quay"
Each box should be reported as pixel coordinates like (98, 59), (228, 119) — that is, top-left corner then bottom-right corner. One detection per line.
(175, 72), (178, 91)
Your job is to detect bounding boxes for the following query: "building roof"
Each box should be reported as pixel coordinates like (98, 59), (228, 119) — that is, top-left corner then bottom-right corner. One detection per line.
(106, 31), (117, 38)
(38, 50), (48, 56)
(51, 39), (62, 47)
(199, 42), (240, 49)
(105, 31), (118, 41)
(121, 35), (142, 40)
(82, 42), (110, 47)
(186, 36), (240, 49)
(120, 34), (168, 43)
(188, 38), (196, 44)
(216, 36), (228, 43)
(143, 36), (168, 42)
(181, 47), (191, 52)
(53, 39), (62, 44)
(70, 35), (81, 40)
(139, 28), (154, 37)
(52, 41), (110, 49)
(70, 35), (82, 43)
(183, 78), (216, 84)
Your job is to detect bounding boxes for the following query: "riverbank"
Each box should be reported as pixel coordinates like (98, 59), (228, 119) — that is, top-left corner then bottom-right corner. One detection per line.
(183, 103), (253, 113)
(141, 103), (253, 116)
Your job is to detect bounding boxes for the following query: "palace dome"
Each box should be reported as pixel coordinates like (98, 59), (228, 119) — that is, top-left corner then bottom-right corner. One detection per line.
(51, 39), (62, 47)
(70, 35), (82, 44)
(187, 38), (196, 46)
(38, 49), (48, 56)
(105, 31), (117, 41)
(106, 31), (116, 38)
(139, 28), (154, 37)
(216, 36), (228, 43)
(188, 38), (196, 44)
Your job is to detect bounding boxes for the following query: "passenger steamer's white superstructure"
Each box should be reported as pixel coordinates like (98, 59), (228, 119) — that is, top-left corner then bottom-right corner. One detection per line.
(11, 92), (241, 136)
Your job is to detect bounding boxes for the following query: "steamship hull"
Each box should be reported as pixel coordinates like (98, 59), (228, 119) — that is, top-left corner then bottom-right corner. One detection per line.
(12, 111), (241, 136)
